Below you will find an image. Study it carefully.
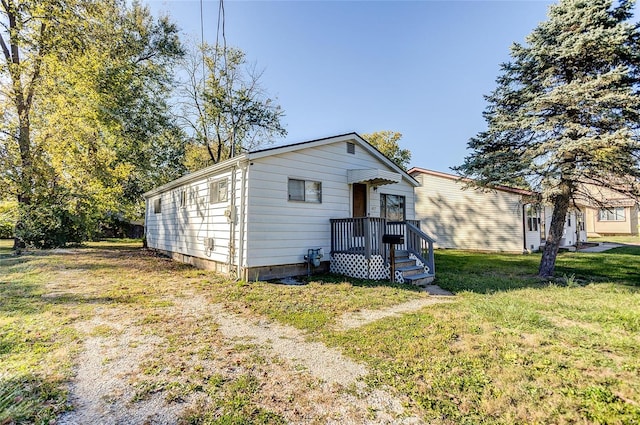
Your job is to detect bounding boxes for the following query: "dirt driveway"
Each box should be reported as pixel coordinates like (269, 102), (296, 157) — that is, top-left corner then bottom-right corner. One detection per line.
(46, 248), (452, 424)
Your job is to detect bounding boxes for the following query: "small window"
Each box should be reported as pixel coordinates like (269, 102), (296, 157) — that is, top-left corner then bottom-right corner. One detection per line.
(346, 142), (355, 154)
(288, 178), (321, 203)
(566, 214), (571, 227)
(153, 198), (161, 214)
(598, 207), (625, 222)
(209, 179), (228, 204)
(577, 211), (585, 231)
(526, 206), (540, 232)
(380, 194), (405, 221)
(179, 190), (187, 208)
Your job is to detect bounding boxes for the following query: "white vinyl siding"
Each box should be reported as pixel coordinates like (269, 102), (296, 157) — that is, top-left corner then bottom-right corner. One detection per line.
(144, 169), (239, 265)
(245, 141), (415, 268)
(288, 179), (321, 203)
(144, 135), (417, 274)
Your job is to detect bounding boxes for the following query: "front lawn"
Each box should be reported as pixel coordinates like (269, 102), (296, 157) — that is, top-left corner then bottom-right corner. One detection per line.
(589, 234), (640, 245)
(1, 242), (638, 424)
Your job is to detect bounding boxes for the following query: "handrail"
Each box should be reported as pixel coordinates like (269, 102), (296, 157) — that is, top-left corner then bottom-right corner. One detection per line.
(405, 221), (436, 275)
(330, 218), (436, 276)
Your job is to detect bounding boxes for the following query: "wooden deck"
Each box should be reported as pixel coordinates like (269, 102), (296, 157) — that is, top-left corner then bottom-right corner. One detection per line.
(330, 217), (436, 280)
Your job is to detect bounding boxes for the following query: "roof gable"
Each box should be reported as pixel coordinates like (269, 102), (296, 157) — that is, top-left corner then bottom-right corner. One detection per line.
(250, 133), (419, 187)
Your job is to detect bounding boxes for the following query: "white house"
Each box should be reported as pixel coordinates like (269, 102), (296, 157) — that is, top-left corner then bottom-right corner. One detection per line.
(144, 133), (435, 283)
(409, 168), (587, 253)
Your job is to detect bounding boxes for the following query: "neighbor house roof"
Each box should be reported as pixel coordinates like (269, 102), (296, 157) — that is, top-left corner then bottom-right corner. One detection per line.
(408, 167), (536, 197)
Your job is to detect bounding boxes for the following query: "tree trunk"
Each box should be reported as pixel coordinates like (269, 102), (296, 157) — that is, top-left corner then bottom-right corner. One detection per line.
(538, 186), (571, 278)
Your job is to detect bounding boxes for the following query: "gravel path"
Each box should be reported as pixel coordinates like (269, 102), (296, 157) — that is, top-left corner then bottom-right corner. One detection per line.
(337, 296), (454, 331)
(57, 310), (185, 425)
(180, 299), (367, 387)
(55, 288), (452, 424)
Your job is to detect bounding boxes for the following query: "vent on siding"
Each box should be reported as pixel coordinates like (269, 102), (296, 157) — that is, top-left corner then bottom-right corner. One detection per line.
(346, 142), (355, 154)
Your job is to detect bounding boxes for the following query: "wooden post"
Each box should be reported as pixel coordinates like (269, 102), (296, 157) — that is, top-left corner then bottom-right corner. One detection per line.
(390, 244), (395, 283)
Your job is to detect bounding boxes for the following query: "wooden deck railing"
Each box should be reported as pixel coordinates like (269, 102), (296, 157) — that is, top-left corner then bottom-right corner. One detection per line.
(330, 217), (387, 259)
(330, 217), (435, 275)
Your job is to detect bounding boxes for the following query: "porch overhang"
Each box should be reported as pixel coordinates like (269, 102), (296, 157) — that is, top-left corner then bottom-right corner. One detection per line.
(347, 169), (402, 186)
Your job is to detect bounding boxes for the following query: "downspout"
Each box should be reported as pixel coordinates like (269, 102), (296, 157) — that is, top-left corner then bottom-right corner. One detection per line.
(522, 203), (527, 253)
(228, 162), (238, 278)
(237, 161), (248, 280)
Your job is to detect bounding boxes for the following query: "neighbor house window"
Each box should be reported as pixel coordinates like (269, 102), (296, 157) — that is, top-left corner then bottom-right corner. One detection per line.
(179, 190), (187, 208)
(209, 179), (228, 204)
(153, 198), (161, 214)
(380, 194), (405, 221)
(288, 178), (322, 203)
(577, 211), (585, 231)
(598, 207), (625, 221)
(526, 205), (540, 232)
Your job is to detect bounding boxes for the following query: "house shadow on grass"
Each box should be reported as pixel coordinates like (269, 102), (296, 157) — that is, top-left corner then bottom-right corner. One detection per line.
(432, 248), (640, 294)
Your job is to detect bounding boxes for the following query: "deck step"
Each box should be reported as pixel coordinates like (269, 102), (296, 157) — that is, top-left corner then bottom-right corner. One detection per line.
(394, 258), (415, 268)
(403, 273), (435, 286)
(396, 265), (424, 276)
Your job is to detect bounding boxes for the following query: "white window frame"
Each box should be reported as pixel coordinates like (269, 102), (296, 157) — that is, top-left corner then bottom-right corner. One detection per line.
(598, 207), (625, 222)
(179, 189), (187, 208)
(526, 205), (540, 232)
(153, 197), (161, 214)
(209, 179), (228, 204)
(288, 178), (322, 203)
(380, 194), (406, 222)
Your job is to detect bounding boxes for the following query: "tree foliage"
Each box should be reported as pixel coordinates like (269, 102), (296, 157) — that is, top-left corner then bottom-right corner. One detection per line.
(177, 43), (286, 170)
(454, 0), (640, 277)
(361, 131), (412, 170)
(1, 0), (184, 247)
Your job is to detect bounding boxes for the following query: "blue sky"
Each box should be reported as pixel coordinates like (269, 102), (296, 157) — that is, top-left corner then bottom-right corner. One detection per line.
(146, 0), (557, 172)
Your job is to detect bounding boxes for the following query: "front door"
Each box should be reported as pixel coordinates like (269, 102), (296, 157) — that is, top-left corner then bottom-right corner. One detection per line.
(352, 183), (367, 218)
(352, 183), (367, 237)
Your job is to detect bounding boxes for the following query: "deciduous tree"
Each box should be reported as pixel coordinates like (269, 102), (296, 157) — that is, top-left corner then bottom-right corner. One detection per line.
(177, 43), (286, 170)
(1, 0), (184, 247)
(362, 131), (412, 170)
(455, 0), (640, 277)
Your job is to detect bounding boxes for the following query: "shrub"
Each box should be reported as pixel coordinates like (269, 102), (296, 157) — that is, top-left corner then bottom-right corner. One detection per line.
(0, 201), (18, 239)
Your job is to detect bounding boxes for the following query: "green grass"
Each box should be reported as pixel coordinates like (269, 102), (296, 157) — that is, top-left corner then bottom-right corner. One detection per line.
(0, 239), (12, 256)
(1, 242), (639, 424)
(588, 234), (640, 245)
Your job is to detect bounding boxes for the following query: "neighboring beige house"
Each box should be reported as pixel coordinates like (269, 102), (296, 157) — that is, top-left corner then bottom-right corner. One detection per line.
(408, 168), (587, 253)
(580, 185), (639, 236)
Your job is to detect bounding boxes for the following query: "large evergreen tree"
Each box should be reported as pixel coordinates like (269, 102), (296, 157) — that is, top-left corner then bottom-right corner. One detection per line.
(455, 0), (640, 277)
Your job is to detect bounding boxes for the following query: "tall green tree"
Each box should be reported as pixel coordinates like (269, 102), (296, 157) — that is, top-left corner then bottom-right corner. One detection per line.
(177, 43), (286, 170)
(455, 0), (640, 277)
(1, 0), (184, 247)
(362, 131), (412, 170)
